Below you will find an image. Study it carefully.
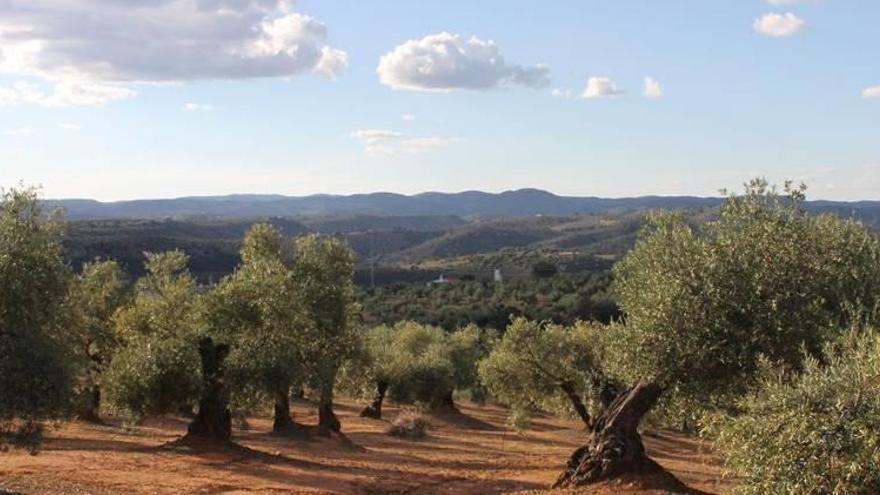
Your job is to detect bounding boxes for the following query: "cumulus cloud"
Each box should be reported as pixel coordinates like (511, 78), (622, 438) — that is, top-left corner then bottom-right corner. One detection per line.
(643, 77), (663, 98)
(401, 114), (416, 122)
(862, 86), (880, 99)
(753, 13), (807, 37)
(581, 77), (623, 99)
(377, 32), (550, 92)
(350, 129), (458, 157)
(0, 0), (345, 106)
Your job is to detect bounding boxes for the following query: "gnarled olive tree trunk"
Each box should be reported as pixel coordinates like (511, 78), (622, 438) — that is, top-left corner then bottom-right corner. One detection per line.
(359, 380), (388, 419)
(554, 380), (663, 488)
(186, 338), (232, 442)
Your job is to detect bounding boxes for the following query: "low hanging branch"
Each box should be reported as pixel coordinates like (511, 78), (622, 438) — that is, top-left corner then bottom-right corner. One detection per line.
(559, 381), (592, 428)
(554, 380), (664, 488)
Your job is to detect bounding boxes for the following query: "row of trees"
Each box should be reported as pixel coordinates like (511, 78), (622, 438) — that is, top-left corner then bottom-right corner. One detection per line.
(1, 187), (361, 446)
(477, 180), (880, 491)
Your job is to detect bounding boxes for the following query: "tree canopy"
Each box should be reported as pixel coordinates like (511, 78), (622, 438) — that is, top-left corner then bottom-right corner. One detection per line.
(0, 187), (74, 448)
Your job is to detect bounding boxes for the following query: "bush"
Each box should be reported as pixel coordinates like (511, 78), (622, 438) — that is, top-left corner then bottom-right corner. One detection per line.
(387, 410), (430, 439)
(710, 328), (880, 495)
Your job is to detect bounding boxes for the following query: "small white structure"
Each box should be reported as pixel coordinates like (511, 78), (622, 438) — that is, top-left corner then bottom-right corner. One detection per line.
(494, 269), (503, 283)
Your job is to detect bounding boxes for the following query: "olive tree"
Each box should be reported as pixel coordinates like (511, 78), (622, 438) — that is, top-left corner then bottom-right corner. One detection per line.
(354, 324), (396, 419)
(291, 234), (359, 433)
(0, 187), (74, 450)
(353, 322), (492, 417)
(711, 328), (880, 494)
(555, 180), (880, 487)
(204, 224), (307, 433)
(68, 260), (128, 422)
(104, 251), (232, 441)
(479, 318), (613, 429)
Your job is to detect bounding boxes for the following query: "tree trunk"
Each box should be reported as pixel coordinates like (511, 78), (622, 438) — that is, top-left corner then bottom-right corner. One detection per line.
(559, 381), (592, 428)
(79, 384), (102, 423)
(359, 380), (388, 419)
(273, 389), (295, 432)
(554, 380), (663, 488)
(430, 388), (457, 412)
(79, 351), (103, 423)
(186, 338), (232, 442)
(318, 400), (341, 433)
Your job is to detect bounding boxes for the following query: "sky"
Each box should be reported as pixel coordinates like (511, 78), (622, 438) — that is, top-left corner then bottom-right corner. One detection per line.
(0, 0), (878, 201)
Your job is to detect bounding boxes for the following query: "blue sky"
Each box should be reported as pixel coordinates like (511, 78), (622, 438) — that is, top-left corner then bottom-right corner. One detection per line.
(0, 0), (877, 201)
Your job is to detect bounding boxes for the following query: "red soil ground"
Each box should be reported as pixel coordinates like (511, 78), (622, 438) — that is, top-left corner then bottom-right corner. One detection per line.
(0, 400), (731, 494)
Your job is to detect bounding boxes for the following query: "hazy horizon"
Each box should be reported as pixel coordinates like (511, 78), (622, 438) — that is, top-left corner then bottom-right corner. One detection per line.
(42, 186), (880, 204)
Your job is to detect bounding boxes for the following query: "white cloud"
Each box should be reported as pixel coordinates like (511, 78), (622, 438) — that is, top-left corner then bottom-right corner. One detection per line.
(401, 114), (416, 122)
(351, 129), (458, 157)
(0, 1), (345, 106)
(184, 103), (214, 112)
(753, 13), (807, 37)
(58, 123), (80, 131)
(862, 86), (880, 99)
(312, 46), (348, 79)
(377, 32), (549, 92)
(643, 77), (663, 98)
(4, 127), (36, 137)
(0, 80), (134, 107)
(551, 88), (572, 98)
(581, 77), (623, 99)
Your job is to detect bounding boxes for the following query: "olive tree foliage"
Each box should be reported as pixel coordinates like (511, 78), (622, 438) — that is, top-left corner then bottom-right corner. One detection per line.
(290, 234), (360, 432)
(607, 179), (880, 418)
(479, 318), (610, 429)
(203, 224), (307, 432)
(709, 327), (880, 495)
(348, 321), (494, 417)
(104, 251), (202, 421)
(68, 260), (128, 421)
(555, 179), (880, 488)
(0, 187), (74, 449)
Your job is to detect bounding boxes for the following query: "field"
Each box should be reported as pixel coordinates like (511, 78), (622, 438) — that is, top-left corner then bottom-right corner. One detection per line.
(0, 400), (728, 495)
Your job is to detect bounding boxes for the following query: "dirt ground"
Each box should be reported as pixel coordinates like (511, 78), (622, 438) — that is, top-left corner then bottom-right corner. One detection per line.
(0, 399), (731, 494)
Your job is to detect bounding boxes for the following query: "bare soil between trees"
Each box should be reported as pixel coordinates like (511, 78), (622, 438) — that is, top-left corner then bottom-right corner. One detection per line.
(0, 400), (730, 494)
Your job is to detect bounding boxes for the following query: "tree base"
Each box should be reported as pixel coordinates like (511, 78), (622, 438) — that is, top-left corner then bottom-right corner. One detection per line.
(359, 405), (382, 419)
(554, 380), (664, 488)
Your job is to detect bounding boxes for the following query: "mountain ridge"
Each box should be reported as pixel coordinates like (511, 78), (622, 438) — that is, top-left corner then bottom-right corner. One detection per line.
(44, 189), (729, 220)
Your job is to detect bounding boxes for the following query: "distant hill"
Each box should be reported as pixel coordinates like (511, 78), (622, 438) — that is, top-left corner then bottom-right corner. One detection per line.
(47, 189), (725, 220)
(47, 190), (880, 228)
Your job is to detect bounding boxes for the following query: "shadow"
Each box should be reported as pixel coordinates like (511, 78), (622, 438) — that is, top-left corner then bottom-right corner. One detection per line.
(43, 436), (162, 454)
(428, 410), (501, 432)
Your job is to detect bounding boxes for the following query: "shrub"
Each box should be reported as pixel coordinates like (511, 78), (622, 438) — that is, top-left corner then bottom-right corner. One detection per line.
(387, 410), (430, 440)
(710, 328), (880, 495)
